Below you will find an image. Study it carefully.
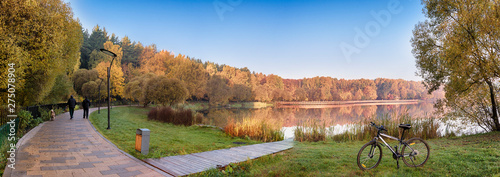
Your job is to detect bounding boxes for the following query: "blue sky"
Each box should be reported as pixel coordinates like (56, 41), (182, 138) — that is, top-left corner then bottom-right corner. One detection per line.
(65, 0), (426, 80)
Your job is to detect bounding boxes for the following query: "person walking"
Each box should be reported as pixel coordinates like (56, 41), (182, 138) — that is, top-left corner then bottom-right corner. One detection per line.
(67, 95), (77, 119)
(82, 97), (90, 119)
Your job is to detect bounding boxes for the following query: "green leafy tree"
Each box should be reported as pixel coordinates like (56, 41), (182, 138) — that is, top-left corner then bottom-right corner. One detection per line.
(45, 74), (72, 104)
(88, 25), (108, 53)
(0, 0), (82, 106)
(72, 69), (99, 96)
(412, 0), (500, 131)
(80, 25), (108, 69)
(80, 28), (91, 69)
(82, 80), (98, 100)
(207, 75), (231, 106)
(232, 84), (252, 102)
(124, 73), (155, 107)
(148, 76), (189, 106)
(120, 36), (135, 65)
(166, 54), (208, 100)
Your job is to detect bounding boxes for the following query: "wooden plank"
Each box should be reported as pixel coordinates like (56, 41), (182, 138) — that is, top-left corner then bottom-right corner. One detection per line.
(143, 159), (183, 177)
(192, 151), (234, 165)
(165, 156), (207, 174)
(217, 149), (252, 161)
(204, 150), (247, 163)
(227, 148), (263, 159)
(180, 154), (220, 171)
(168, 155), (218, 173)
(237, 144), (278, 154)
(157, 158), (193, 176)
(146, 139), (295, 176)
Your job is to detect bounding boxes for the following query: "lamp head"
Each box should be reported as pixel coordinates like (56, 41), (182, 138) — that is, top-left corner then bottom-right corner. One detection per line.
(100, 49), (117, 58)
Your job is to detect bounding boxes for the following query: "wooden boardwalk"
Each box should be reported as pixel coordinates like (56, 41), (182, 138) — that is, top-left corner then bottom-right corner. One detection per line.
(143, 139), (294, 176)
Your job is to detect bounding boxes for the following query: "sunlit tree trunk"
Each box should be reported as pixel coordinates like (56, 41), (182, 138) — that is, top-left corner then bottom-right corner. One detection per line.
(486, 80), (500, 131)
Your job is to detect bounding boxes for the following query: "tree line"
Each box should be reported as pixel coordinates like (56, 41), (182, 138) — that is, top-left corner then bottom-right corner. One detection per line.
(1, 0), (443, 108)
(73, 25), (443, 107)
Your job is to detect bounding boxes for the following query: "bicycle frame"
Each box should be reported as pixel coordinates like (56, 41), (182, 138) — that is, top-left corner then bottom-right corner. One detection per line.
(374, 133), (401, 157)
(372, 132), (414, 158)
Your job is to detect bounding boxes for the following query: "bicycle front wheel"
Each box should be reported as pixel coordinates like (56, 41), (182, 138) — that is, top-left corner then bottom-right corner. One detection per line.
(357, 141), (382, 170)
(402, 138), (430, 167)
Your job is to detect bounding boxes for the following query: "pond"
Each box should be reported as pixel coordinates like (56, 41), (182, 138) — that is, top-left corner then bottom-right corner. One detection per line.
(199, 101), (486, 139)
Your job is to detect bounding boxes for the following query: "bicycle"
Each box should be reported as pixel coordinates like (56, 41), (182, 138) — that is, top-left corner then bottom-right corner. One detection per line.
(357, 122), (430, 170)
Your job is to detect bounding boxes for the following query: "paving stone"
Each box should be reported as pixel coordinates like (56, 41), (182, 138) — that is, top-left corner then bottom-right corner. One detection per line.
(5, 108), (167, 177)
(40, 161), (103, 171)
(108, 163), (138, 170)
(40, 157), (76, 163)
(100, 168), (130, 175)
(117, 170), (143, 177)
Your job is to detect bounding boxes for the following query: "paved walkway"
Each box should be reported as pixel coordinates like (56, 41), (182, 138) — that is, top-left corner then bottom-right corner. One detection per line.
(3, 108), (169, 177)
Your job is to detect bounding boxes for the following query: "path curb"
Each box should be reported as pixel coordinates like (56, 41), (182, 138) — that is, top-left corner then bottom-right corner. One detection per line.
(87, 107), (171, 176)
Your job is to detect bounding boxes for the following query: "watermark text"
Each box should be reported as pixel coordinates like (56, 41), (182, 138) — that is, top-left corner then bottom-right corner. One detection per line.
(6, 63), (17, 169)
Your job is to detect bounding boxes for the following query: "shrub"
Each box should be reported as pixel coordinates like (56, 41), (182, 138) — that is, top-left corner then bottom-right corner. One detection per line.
(39, 107), (51, 121)
(0, 139), (9, 176)
(147, 106), (200, 126)
(54, 108), (64, 115)
(18, 110), (33, 134)
(29, 118), (43, 128)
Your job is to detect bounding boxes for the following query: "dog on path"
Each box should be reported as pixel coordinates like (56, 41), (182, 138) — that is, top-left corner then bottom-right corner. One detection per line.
(50, 109), (56, 121)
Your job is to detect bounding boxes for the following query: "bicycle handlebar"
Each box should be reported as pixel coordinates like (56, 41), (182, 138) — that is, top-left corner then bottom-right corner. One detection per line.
(370, 122), (386, 131)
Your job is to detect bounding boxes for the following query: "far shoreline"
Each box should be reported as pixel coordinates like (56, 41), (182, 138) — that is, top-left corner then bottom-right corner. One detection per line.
(275, 100), (426, 108)
(276, 99), (421, 105)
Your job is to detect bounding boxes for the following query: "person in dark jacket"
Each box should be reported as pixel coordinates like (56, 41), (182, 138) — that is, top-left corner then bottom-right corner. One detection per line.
(82, 97), (90, 119)
(67, 95), (77, 119)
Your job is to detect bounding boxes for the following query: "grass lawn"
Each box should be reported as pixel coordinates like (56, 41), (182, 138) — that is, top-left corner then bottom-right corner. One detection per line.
(197, 131), (500, 176)
(89, 106), (259, 159)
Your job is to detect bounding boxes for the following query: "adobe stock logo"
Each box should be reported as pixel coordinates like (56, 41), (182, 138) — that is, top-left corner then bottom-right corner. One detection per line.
(339, 0), (404, 62)
(213, 0), (243, 21)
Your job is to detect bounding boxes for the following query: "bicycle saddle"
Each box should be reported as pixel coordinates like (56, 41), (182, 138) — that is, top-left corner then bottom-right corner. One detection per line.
(399, 124), (411, 129)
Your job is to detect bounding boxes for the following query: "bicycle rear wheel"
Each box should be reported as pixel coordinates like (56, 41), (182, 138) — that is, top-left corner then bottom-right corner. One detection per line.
(402, 138), (430, 167)
(357, 141), (382, 170)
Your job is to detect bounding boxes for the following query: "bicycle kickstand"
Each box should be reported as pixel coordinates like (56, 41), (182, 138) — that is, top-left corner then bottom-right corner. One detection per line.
(396, 158), (400, 169)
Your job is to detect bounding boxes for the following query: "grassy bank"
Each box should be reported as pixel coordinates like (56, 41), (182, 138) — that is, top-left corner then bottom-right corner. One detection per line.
(89, 106), (259, 159)
(197, 131), (500, 176)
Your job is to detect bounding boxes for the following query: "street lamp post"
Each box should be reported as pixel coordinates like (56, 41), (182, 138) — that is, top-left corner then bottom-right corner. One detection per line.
(100, 49), (117, 130)
(97, 79), (104, 114)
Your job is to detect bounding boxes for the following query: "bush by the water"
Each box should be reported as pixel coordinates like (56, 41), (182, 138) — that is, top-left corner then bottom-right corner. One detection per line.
(147, 106), (202, 126)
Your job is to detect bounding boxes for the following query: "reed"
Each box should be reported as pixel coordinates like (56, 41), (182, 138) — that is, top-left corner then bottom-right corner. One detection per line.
(147, 106), (201, 126)
(330, 113), (441, 142)
(224, 117), (284, 142)
(294, 119), (328, 142)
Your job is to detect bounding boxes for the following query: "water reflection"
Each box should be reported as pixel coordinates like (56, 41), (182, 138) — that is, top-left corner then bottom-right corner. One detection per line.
(200, 102), (434, 127)
(198, 102), (483, 138)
